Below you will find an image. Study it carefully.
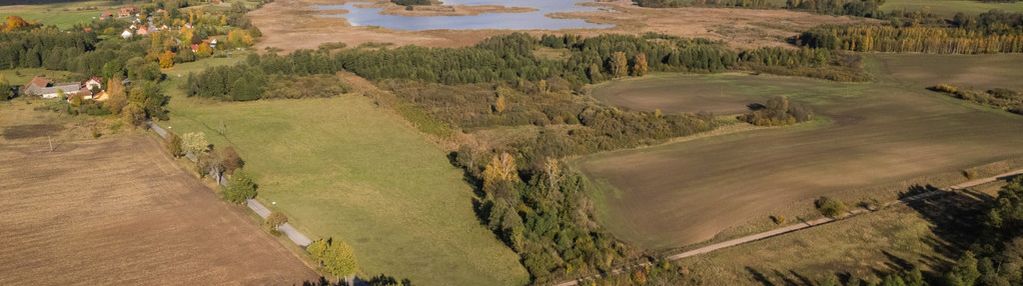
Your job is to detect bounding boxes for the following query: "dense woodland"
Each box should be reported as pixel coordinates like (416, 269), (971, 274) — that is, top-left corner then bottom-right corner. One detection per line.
(799, 11), (1023, 53)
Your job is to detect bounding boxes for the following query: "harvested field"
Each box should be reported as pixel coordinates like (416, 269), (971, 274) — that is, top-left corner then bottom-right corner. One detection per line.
(576, 55), (1023, 250)
(875, 54), (1023, 90)
(250, 0), (870, 52)
(591, 73), (818, 114)
(0, 105), (318, 285)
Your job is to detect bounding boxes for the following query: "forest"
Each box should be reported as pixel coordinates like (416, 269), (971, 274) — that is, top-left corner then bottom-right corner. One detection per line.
(798, 11), (1023, 53)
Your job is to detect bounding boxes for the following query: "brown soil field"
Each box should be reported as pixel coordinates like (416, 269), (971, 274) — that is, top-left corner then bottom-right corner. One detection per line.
(250, 0), (871, 52)
(575, 55), (1023, 250)
(0, 108), (318, 285)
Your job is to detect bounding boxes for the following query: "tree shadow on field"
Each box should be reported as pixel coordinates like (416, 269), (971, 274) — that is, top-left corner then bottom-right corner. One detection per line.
(902, 184), (996, 263)
(745, 267), (775, 286)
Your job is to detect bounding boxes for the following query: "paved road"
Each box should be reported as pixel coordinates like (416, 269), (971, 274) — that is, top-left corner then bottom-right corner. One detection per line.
(553, 169), (1023, 286)
(146, 123), (315, 248)
(247, 199), (314, 247)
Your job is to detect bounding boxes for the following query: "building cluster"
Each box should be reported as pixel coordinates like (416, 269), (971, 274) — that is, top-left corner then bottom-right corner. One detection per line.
(22, 76), (111, 102)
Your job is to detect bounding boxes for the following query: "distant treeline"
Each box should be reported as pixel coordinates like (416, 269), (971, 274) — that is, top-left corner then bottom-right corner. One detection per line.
(799, 11), (1023, 53)
(633, 0), (883, 17)
(186, 33), (865, 102)
(633, 0), (777, 8)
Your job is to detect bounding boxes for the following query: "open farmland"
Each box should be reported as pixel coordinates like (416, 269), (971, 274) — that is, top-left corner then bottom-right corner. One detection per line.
(163, 95), (529, 285)
(0, 105), (318, 285)
(576, 55), (1023, 250)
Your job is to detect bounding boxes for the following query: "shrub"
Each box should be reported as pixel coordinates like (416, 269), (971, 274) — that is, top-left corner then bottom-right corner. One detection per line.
(770, 215), (787, 224)
(815, 196), (848, 218)
(219, 146), (244, 174)
(165, 133), (183, 158)
(264, 211), (288, 234)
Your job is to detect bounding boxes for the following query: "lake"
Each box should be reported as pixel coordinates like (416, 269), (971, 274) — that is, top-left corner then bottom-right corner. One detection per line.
(316, 0), (613, 30)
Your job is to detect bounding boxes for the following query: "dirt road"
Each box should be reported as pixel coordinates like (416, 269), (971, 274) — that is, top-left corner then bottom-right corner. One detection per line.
(553, 169), (1023, 286)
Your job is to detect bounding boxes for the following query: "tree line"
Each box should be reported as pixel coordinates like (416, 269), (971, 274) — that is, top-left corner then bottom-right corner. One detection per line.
(930, 84), (1022, 115)
(798, 10), (1023, 54)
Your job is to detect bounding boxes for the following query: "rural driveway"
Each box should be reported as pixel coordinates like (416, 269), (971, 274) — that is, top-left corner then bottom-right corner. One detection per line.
(247, 199), (314, 246)
(554, 169), (1023, 286)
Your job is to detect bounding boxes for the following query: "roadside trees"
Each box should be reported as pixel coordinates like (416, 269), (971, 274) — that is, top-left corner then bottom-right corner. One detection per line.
(307, 238), (359, 282)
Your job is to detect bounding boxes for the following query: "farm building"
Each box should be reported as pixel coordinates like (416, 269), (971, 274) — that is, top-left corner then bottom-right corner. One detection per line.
(118, 6), (140, 18)
(23, 76), (92, 99)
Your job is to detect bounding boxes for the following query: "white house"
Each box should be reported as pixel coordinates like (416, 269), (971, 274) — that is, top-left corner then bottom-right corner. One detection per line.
(121, 29), (133, 39)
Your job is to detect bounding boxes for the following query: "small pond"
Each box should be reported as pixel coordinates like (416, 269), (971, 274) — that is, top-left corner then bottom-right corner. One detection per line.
(316, 0), (613, 30)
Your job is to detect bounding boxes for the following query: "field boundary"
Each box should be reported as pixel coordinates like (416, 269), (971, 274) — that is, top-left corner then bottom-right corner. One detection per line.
(147, 121), (314, 247)
(552, 169), (1023, 286)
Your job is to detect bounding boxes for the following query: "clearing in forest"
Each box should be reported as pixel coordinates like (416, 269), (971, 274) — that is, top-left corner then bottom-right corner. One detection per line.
(163, 95), (529, 286)
(576, 54), (1023, 250)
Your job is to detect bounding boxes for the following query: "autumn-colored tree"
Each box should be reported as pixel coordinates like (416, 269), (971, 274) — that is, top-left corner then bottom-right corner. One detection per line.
(609, 51), (629, 78)
(307, 238), (359, 279)
(219, 146), (244, 175)
(166, 132), (183, 158)
(121, 103), (146, 126)
(482, 153), (518, 195)
(2, 16), (31, 32)
(264, 211), (288, 233)
(196, 42), (213, 57)
(632, 53), (649, 76)
(227, 29), (254, 48)
(181, 132), (209, 156)
(158, 50), (176, 68)
(104, 77), (128, 114)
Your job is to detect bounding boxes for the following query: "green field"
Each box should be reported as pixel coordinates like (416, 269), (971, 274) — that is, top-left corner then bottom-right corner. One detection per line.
(576, 54), (1023, 250)
(0, 68), (75, 84)
(880, 0), (1023, 16)
(162, 86), (528, 285)
(0, 1), (115, 29)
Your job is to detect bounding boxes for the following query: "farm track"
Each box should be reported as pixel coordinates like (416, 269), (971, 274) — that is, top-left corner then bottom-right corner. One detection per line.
(0, 134), (318, 285)
(553, 169), (1023, 286)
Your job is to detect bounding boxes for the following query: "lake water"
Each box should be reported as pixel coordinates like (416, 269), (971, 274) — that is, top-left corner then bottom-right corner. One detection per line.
(316, 0), (612, 30)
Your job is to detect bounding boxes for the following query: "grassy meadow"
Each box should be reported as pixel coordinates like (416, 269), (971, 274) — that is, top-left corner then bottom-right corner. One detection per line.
(162, 78), (528, 285)
(576, 54), (1023, 251)
(0, 68), (75, 84)
(0, 1), (115, 29)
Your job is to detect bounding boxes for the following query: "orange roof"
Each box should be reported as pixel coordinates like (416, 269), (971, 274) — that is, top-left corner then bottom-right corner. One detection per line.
(28, 76), (50, 88)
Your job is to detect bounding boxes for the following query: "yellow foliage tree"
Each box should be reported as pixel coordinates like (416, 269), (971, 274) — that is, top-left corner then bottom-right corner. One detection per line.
(632, 53), (649, 76)
(196, 42), (213, 57)
(482, 153), (517, 193)
(104, 77), (128, 114)
(2, 16), (31, 32)
(159, 50), (176, 68)
(227, 29), (254, 49)
(610, 51), (628, 78)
